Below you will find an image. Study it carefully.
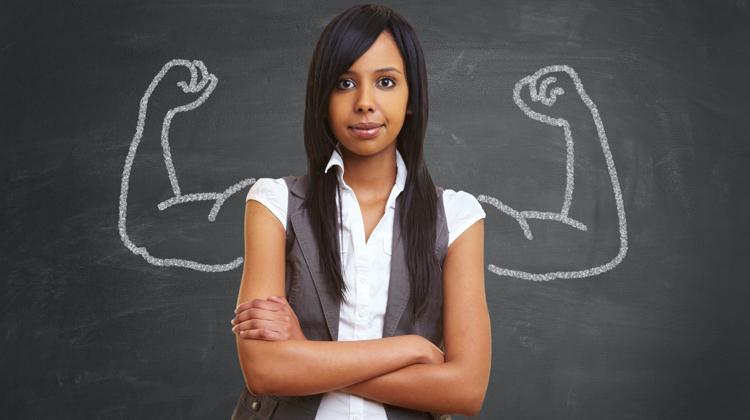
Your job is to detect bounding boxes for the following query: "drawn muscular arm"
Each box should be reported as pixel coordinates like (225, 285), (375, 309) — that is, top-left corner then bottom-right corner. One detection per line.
(481, 66), (628, 281)
(235, 200), (444, 396)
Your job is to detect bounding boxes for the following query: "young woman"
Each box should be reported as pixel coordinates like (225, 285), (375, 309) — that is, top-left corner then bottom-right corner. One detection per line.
(230, 4), (491, 419)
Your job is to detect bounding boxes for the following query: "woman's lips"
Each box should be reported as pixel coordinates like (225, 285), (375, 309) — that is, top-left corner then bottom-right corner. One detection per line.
(350, 124), (383, 138)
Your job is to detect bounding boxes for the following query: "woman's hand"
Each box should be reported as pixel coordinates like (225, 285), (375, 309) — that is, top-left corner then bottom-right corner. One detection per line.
(232, 296), (306, 341)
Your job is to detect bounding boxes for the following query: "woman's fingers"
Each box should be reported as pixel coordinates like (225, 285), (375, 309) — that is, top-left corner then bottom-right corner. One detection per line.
(232, 296), (307, 341)
(233, 307), (290, 327)
(235, 298), (286, 315)
(233, 318), (280, 334)
(265, 296), (306, 341)
(237, 328), (285, 341)
(233, 314), (297, 341)
(232, 298), (287, 325)
(232, 305), (294, 333)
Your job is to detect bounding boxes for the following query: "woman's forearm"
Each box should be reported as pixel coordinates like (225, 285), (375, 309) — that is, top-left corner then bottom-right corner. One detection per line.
(237, 334), (437, 396)
(342, 360), (488, 417)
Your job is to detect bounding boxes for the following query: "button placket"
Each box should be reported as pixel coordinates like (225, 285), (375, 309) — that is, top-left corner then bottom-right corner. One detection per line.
(344, 190), (372, 342)
(350, 388), (364, 420)
(313, 149), (410, 420)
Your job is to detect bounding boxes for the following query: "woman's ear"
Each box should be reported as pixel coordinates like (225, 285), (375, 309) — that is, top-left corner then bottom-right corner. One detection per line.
(406, 101), (412, 115)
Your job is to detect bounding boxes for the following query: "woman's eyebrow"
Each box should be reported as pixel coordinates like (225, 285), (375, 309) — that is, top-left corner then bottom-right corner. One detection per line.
(341, 67), (403, 76)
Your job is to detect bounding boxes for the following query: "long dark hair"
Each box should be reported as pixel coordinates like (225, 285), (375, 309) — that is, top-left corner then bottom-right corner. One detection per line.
(303, 3), (440, 320)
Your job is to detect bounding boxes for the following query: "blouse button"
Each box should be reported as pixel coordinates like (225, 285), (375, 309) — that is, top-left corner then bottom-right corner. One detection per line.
(252, 401), (260, 410)
(358, 309), (367, 317)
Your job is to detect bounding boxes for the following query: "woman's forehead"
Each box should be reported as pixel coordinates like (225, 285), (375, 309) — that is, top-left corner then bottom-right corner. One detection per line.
(344, 31), (405, 75)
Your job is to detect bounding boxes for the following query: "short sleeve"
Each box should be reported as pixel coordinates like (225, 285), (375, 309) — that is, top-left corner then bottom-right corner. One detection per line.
(443, 189), (486, 246)
(245, 178), (289, 230)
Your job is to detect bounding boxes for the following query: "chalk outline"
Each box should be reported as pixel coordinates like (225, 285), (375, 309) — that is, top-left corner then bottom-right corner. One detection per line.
(118, 59), (254, 272)
(119, 61), (626, 278)
(477, 65), (628, 281)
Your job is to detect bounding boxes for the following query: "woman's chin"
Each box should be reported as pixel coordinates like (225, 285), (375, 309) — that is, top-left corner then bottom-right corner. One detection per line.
(339, 140), (396, 159)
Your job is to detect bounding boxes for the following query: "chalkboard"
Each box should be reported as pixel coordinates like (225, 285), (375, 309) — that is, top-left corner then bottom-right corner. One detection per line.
(2, 0), (749, 419)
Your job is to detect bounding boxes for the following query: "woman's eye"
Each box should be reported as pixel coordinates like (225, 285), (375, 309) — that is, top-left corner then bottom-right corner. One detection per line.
(337, 79), (354, 89)
(378, 78), (395, 88)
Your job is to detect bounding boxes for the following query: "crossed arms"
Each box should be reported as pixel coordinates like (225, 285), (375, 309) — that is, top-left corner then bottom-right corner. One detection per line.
(233, 200), (491, 417)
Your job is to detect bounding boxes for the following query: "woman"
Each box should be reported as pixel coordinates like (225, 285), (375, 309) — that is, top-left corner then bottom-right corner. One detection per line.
(230, 4), (491, 419)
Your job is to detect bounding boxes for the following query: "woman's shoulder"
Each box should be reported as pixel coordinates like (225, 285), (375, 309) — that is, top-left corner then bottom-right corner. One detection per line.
(246, 177), (289, 200)
(245, 177), (290, 229)
(440, 188), (486, 246)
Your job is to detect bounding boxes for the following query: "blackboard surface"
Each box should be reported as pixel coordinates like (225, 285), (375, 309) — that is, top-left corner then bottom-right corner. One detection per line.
(2, 0), (749, 419)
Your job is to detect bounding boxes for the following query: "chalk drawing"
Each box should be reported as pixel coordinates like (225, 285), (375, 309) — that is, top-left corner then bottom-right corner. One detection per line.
(119, 61), (624, 278)
(477, 65), (628, 281)
(118, 59), (255, 272)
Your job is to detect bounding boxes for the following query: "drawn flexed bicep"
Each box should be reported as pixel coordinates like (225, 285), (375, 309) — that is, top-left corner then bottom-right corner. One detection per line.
(479, 65), (628, 281)
(118, 59), (255, 272)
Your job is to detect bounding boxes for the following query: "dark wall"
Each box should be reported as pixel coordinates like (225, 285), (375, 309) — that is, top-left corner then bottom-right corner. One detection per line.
(2, 0), (749, 418)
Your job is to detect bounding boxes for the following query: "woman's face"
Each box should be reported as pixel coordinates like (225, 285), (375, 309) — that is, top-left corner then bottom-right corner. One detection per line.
(326, 30), (411, 159)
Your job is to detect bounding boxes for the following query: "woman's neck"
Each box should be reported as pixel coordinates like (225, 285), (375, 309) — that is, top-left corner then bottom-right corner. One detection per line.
(339, 143), (398, 200)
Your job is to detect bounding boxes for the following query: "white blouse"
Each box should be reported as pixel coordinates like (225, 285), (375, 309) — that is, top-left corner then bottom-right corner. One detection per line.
(245, 147), (485, 420)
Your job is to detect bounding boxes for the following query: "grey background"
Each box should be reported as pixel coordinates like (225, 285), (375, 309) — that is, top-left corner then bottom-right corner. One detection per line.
(2, 0), (749, 418)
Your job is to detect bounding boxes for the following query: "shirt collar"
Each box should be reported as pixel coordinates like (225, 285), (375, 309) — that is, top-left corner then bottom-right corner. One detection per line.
(324, 143), (407, 195)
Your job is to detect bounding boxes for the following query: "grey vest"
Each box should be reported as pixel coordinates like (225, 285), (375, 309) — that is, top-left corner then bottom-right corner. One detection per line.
(232, 175), (451, 420)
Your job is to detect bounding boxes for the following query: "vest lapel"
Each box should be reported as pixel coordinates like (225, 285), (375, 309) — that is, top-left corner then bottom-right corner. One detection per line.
(383, 195), (410, 338)
(289, 176), (340, 341)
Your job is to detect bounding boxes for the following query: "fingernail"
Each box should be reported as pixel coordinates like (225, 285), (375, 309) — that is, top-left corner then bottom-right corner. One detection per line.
(231, 319), (235, 325)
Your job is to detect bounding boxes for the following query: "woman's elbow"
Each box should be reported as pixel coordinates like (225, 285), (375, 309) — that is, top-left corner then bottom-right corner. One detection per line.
(246, 378), (267, 397)
(237, 339), (275, 396)
(461, 394), (485, 417)
(455, 389), (485, 417)
(239, 357), (271, 396)
(452, 375), (488, 417)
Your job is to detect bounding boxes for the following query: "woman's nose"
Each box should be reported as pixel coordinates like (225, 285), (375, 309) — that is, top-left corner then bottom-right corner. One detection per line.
(355, 85), (375, 113)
